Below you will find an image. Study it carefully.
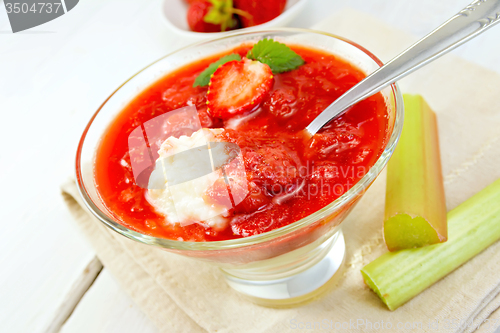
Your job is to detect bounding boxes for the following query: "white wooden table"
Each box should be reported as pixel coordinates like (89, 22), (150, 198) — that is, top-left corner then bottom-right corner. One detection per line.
(1, 0), (499, 332)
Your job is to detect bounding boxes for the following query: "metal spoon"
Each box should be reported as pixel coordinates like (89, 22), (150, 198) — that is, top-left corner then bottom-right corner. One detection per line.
(305, 0), (500, 136)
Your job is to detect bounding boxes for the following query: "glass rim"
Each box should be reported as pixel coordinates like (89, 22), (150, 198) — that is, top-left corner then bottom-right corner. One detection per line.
(75, 28), (404, 252)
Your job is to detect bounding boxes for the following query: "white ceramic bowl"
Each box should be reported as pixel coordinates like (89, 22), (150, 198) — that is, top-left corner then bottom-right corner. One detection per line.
(161, 0), (310, 37)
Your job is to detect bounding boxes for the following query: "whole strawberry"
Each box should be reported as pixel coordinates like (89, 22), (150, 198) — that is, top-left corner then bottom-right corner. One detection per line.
(187, 0), (241, 33)
(233, 0), (286, 27)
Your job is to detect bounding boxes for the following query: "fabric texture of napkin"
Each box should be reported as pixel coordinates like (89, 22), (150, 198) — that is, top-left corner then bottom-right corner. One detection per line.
(61, 9), (500, 333)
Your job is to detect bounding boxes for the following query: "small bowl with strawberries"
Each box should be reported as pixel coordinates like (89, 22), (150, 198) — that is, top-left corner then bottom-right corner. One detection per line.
(161, 0), (310, 36)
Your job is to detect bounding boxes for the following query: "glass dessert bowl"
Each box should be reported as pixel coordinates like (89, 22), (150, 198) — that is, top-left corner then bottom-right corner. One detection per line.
(76, 29), (403, 306)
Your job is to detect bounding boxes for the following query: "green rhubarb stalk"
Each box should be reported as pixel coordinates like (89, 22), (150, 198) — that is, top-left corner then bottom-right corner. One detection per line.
(384, 94), (447, 251)
(361, 178), (500, 310)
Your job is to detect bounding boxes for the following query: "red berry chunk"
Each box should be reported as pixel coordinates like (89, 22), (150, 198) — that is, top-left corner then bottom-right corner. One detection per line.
(231, 205), (290, 237)
(233, 181), (272, 214)
(207, 58), (274, 120)
(263, 86), (298, 119)
(243, 143), (302, 194)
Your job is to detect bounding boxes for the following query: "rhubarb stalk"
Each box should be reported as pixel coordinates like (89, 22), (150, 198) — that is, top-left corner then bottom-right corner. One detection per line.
(362, 178), (500, 310)
(384, 94), (447, 251)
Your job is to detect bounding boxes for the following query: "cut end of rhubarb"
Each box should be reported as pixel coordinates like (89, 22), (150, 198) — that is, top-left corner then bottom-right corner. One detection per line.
(361, 269), (395, 310)
(384, 214), (446, 251)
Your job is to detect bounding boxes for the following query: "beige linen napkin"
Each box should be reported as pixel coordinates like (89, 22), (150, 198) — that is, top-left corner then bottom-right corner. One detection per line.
(62, 9), (500, 333)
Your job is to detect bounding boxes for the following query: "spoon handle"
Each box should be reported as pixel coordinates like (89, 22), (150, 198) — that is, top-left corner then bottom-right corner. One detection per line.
(306, 0), (500, 136)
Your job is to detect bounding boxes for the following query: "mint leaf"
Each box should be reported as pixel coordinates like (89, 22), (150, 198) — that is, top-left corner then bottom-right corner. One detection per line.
(193, 53), (241, 87)
(246, 39), (304, 73)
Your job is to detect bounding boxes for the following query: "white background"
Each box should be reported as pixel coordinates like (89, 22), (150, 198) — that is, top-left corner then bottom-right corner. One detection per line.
(1, 0), (499, 332)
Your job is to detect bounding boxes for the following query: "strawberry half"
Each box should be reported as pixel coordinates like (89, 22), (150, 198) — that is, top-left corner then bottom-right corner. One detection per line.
(207, 58), (274, 120)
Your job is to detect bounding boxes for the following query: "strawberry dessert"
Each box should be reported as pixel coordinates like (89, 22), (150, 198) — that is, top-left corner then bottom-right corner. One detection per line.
(94, 39), (389, 241)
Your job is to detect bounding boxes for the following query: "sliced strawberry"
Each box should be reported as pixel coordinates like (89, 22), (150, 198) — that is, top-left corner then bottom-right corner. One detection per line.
(207, 58), (274, 120)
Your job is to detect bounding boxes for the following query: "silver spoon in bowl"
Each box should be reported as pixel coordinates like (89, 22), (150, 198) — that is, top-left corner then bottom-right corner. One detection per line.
(305, 0), (500, 136)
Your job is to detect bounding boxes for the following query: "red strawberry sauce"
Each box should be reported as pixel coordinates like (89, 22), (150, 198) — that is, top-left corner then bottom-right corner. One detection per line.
(94, 44), (389, 241)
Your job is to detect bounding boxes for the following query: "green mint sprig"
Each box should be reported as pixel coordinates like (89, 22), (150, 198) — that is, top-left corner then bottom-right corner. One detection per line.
(246, 38), (305, 73)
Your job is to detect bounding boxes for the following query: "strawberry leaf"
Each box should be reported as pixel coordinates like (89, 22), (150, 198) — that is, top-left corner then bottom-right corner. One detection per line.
(246, 39), (304, 73)
(193, 53), (242, 87)
(203, 0), (236, 31)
